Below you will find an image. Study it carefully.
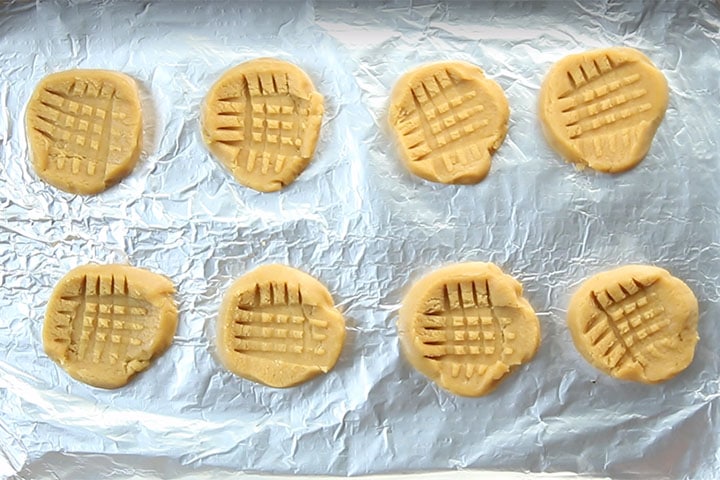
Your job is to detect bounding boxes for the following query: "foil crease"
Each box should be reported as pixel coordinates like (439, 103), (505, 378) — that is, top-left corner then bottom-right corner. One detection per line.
(0, 1), (719, 478)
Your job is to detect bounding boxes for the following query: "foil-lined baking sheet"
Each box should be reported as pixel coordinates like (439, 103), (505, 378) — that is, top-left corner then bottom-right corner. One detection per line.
(1, 1), (719, 478)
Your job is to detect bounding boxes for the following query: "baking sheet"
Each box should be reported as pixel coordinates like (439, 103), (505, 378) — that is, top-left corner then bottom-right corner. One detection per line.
(1, 0), (719, 478)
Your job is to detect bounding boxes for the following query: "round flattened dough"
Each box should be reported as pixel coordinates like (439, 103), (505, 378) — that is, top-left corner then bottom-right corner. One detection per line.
(26, 70), (143, 195)
(539, 47), (668, 173)
(398, 262), (540, 397)
(567, 265), (699, 383)
(43, 264), (178, 389)
(201, 58), (324, 192)
(388, 61), (509, 184)
(217, 264), (345, 388)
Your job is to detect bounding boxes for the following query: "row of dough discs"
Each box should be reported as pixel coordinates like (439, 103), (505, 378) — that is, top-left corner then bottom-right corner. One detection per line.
(43, 262), (698, 396)
(25, 47), (669, 195)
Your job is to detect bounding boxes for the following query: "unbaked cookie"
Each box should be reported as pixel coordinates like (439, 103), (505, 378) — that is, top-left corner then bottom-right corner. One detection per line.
(201, 58), (324, 192)
(398, 263), (540, 397)
(43, 264), (177, 389)
(217, 265), (345, 387)
(568, 265), (698, 383)
(26, 70), (143, 194)
(388, 61), (509, 184)
(539, 47), (668, 173)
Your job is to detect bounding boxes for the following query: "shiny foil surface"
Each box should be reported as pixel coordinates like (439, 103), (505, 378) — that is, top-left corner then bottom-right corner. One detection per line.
(0, 1), (718, 478)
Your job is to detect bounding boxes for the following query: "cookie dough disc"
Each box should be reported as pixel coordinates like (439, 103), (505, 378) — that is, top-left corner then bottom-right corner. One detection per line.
(26, 70), (143, 195)
(43, 264), (178, 389)
(567, 265), (698, 383)
(388, 61), (509, 184)
(201, 58), (324, 192)
(398, 263), (540, 397)
(539, 47), (668, 173)
(217, 265), (345, 387)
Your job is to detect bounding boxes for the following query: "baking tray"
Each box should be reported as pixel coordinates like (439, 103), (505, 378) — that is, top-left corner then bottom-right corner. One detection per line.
(0, 1), (718, 478)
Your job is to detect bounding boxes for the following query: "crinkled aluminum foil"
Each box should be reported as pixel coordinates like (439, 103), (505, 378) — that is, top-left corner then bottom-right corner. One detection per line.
(1, 1), (719, 478)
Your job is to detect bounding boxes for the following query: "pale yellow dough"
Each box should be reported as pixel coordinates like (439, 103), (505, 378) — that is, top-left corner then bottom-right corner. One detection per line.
(539, 47), (668, 173)
(388, 61), (509, 184)
(217, 265), (345, 388)
(568, 265), (698, 383)
(26, 70), (143, 195)
(201, 58), (324, 192)
(398, 263), (540, 397)
(43, 264), (177, 389)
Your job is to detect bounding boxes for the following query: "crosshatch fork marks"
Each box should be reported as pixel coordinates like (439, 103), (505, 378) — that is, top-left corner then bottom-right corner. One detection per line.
(231, 282), (330, 363)
(209, 71), (318, 177)
(554, 54), (657, 155)
(415, 280), (519, 379)
(585, 278), (670, 370)
(398, 69), (495, 173)
(55, 274), (152, 366)
(31, 80), (118, 178)
(559, 57), (651, 137)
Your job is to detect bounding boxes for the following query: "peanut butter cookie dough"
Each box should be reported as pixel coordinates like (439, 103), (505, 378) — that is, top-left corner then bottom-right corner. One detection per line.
(568, 265), (698, 383)
(43, 264), (177, 389)
(201, 58), (324, 192)
(389, 61), (509, 184)
(26, 70), (143, 194)
(217, 265), (345, 387)
(539, 47), (668, 173)
(398, 262), (540, 397)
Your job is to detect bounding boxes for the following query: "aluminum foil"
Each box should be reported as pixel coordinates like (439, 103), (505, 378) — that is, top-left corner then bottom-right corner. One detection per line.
(1, 1), (719, 478)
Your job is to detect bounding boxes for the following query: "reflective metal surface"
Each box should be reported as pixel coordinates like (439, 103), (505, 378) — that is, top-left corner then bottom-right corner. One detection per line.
(0, 1), (718, 478)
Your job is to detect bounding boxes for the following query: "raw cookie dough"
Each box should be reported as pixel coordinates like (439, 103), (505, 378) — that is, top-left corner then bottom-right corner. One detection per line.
(26, 70), (143, 194)
(388, 61), (509, 184)
(398, 263), (540, 397)
(539, 47), (668, 173)
(567, 265), (698, 383)
(43, 264), (177, 389)
(201, 58), (324, 192)
(217, 265), (345, 387)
